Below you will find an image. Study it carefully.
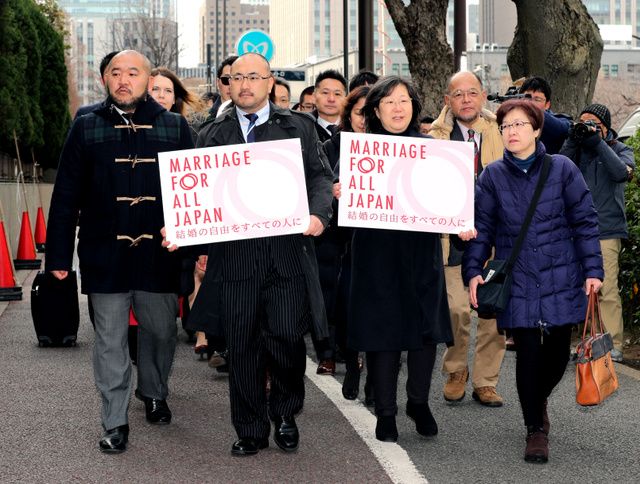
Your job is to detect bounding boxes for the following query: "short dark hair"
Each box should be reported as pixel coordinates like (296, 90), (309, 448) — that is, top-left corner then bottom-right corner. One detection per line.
(315, 69), (347, 90)
(420, 115), (434, 124)
(496, 99), (545, 132)
(299, 85), (315, 103)
(270, 77), (290, 104)
(100, 51), (120, 78)
(348, 70), (379, 91)
(520, 76), (552, 102)
(217, 56), (238, 78)
(363, 76), (422, 134)
(340, 86), (370, 132)
(274, 77), (290, 96)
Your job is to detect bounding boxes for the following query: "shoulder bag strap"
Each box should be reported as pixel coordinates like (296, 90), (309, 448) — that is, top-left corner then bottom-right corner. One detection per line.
(505, 154), (552, 272)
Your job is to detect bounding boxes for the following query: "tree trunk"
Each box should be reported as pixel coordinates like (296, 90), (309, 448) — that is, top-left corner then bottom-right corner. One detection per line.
(384, 0), (453, 117)
(507, 0), (603, 117)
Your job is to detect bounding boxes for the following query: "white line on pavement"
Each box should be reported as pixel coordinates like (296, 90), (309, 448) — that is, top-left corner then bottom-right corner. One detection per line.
(305, 356), (428, 484)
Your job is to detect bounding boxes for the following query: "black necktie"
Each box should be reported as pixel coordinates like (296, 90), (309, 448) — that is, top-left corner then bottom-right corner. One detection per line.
(468, 129), (479, 178)
(327, 124), (338, 135)
(245, 113), (258, 143)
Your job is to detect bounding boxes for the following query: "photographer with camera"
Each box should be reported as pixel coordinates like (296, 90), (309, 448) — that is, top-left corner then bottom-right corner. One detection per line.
(560, 103), (635, 362)
(520, 77), (572, 155)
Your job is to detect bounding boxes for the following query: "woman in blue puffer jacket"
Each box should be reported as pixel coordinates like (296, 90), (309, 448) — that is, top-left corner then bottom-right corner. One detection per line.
(461, 99), (604, 464)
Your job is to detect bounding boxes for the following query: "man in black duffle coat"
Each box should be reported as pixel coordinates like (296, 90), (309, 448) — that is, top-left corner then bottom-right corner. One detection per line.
(184, 53), (334, 456)
(46, 50), (194, 453)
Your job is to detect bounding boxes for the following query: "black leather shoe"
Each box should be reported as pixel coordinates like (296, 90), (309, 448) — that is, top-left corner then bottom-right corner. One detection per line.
(342, 369), (360, 400)
(375, 416), (398, 442)
(231, 437), (269, 456)
(406, 401), (438, 437)
(99, 424), (129, 454)
(145, 398), (172, 424)
(273, 416), (299, 452)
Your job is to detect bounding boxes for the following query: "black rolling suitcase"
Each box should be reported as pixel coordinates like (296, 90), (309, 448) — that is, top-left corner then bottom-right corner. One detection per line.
(31, 271), (80, 347)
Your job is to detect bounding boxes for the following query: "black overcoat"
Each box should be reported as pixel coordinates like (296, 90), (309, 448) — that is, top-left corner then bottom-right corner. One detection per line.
(186, 103), (334, 339)
(46, 98), (194, 293)
(347, 129), (453, 351)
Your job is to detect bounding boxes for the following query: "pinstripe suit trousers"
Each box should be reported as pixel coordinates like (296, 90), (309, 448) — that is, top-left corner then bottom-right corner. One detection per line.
(223, 266), (310, 439)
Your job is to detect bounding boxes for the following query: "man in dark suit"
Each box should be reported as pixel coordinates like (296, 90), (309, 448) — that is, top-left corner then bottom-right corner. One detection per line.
(310, 69), (347, 142)
(180, 53), (334, 456)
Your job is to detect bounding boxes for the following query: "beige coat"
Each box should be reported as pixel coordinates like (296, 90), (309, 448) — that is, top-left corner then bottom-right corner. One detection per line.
(429, 104), (504, 264)
(429, 104), (504, 168)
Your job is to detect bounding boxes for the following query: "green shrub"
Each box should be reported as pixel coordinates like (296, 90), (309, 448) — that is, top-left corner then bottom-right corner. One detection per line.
(620, 130), (640, 331)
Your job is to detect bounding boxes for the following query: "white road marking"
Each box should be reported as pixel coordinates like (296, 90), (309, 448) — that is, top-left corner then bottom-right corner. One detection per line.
(305, 356), (428, 484)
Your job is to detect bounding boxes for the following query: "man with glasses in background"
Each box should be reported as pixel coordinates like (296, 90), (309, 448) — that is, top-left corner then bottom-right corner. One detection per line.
(429, 71), (507, 409)
(187, 53), (334, 456)
(560, 104), (635, 363)
(297, 85), (316, 113)
(520, 76), (572, 154)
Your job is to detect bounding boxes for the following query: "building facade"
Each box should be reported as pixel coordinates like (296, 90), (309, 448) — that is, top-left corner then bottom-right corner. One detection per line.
(59, 0), (177, 105)
(198, 0), (270, 67)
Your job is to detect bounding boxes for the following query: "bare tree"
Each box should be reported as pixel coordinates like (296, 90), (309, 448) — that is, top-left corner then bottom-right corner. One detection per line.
(507, 0), (603, 117)
(592, 78), (640, 129)
(384, 0), (453, 116)
(110, 15), (180, 69)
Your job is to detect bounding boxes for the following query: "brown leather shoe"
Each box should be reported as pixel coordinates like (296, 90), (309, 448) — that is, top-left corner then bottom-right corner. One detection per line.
(471, 386), (504, 407)
(316, 359), (336, 375)
(443, 368), (468, 402)
(524, 429), (549, 463)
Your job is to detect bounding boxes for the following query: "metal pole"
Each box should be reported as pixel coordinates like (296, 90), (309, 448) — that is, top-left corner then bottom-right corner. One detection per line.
(222, 0), (227, 59)
(215, 0), (219, 69)
(343, 0), (349, 81)
(453, 0), (466, 71)
(357, 0), (374, 71)
(207, 44), (212, 91)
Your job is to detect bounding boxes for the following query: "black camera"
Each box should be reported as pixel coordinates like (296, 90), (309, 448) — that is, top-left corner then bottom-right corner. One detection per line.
(487, 86), (531, 103)
(572, 120), (599, 139)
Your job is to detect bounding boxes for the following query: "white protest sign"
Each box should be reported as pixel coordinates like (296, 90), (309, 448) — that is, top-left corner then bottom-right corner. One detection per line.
(338, 132), (474, 234)
(158, 138), (310, 246)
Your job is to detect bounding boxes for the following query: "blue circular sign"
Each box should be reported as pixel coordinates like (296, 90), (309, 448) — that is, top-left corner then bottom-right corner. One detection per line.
(236, 30), (275, 62)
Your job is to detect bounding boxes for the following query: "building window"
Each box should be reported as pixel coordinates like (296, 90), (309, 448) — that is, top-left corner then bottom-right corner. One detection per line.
(602, 64), (610, 78)
(611, 64), (619, 77)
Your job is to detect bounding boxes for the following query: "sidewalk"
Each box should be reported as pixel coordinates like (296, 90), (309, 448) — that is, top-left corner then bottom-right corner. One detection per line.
(1, 266), (639, 483)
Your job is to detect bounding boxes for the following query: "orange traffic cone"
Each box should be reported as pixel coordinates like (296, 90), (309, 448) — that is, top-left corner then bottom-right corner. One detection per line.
(14, 211), (41, 270)
(0, 221), (22, 300)
(34, 207), (46, 253)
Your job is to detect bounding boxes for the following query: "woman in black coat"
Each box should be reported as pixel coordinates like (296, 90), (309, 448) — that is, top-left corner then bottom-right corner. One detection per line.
(346, 77), (453, 442)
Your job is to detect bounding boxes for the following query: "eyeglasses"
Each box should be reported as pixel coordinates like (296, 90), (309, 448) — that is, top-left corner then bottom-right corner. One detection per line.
(219, 75), (231, 86)
(299, 103), (315, 111)
(499, 120), (532, 134)
(380, 98), (412, 107)
(229, 73), (272, 83)
(449, 89), (481, 100)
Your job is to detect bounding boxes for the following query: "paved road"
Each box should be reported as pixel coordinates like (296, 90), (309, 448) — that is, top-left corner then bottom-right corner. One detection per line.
(1, 266), (639, 483)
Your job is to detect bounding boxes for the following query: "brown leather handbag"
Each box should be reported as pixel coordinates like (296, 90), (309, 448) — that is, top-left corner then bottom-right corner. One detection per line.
(575, 291), (619, 406)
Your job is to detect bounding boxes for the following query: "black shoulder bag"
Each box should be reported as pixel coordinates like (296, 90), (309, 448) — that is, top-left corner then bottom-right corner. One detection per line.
(475, 155), (551, 319)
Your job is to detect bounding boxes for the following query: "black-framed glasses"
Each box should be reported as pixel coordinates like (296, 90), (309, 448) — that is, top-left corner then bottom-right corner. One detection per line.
(229, 73), (272, 83)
